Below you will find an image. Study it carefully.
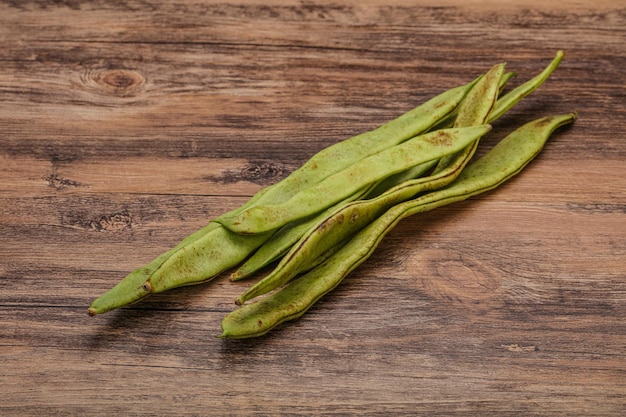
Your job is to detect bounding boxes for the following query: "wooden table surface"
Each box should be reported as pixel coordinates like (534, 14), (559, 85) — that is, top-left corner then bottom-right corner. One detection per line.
(1, 0), (624, 415)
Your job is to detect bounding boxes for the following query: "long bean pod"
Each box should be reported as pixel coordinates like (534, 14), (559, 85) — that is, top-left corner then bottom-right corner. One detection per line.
(368, 51), (562, 198)
(220, 113), (576, 338)
(221, 79), (480, 210)
(87, 185), (277, 314)
(216, 125), (493, 235)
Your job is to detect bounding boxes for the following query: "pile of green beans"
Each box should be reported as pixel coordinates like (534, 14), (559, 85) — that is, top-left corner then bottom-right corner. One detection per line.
(88, 52), (575, 340)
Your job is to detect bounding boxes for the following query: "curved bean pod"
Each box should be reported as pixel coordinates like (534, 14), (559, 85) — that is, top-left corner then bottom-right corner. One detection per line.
(234, 63), (504, 304)
(376, 51), (561, 196)
(87, 186), (274, 315)
(220, 113), (577, 338)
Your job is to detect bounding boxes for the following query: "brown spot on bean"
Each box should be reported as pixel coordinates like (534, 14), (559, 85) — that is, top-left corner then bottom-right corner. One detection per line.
(425, 130), (454, 147)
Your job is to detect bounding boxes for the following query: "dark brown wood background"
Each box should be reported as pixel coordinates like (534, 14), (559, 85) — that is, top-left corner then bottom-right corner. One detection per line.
(1, 0), (624, 415)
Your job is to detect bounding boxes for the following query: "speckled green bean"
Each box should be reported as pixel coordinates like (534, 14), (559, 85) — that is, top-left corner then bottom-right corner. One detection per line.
(86, 185), (276, 315)
(217, 125), (492, 235)
(367, 51), (561, 200)
(87, 222), (217, 315)
(220, 113), (576, 338)
(219, 79), (480, 211)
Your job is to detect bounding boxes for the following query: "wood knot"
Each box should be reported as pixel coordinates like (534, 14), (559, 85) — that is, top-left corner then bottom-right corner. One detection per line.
(204, 160), (288, 186)
(86, 211), (133, 232)
(44, 173), (81, 190)
(82, 68), (145, 97)
(241, 161), (286, 185)
(410, 250), (502, 307)
(102, 71), (138, 89)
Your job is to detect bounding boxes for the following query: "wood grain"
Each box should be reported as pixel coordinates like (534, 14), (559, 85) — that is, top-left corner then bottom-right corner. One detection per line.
(1, 1), (624, 415)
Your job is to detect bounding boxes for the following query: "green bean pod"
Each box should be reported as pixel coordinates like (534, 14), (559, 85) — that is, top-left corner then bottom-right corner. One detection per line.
(234, 63), (504, 304)
(87, 186), (274, 315)
(374, 51), (562, 198)
(219, 79), (480, 211)
(217, 125), (493, 235)
(88, 221), (221, 315)
(220, 113), (577, 338)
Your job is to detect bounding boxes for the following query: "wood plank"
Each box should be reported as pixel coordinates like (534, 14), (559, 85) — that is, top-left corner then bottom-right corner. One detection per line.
(1, 0), (624, 415)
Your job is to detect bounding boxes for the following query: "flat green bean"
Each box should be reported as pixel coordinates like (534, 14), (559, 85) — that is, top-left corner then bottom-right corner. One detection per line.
(234, 63), (504, 304)
(88, 222), (225, 315)
(87, 185), (275, 315)
(218, 79), (480, 211)
(217, 125), (492, 235)
(220, 113), (576, 338)
(143, 226), (273, 294)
